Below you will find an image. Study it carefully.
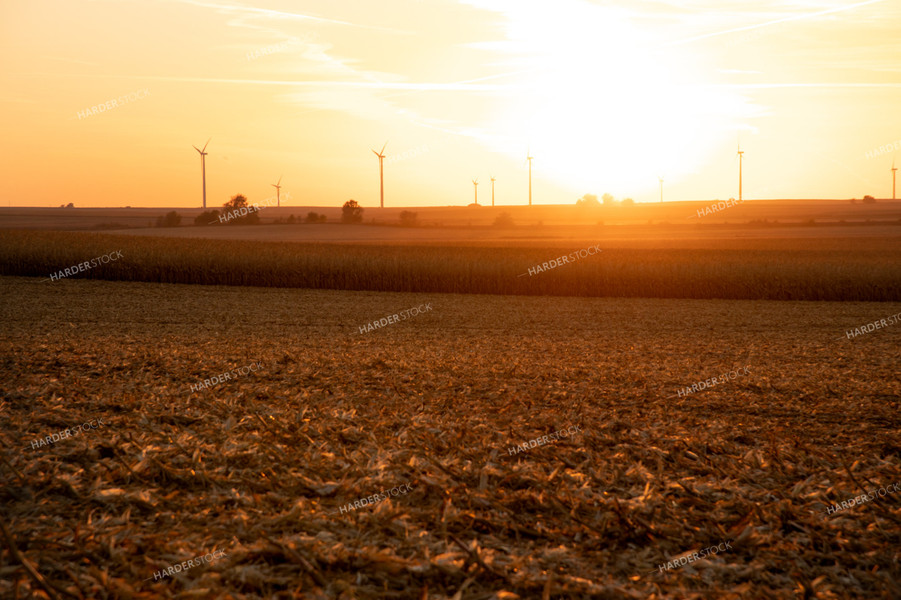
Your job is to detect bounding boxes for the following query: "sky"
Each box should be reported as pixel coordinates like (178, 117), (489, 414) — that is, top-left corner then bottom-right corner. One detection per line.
(1, 0), (900, 208)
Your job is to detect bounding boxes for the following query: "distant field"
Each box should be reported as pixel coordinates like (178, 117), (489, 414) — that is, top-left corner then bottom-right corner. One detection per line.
(2, 229), (900, 301)
(2, 199), (900, 233)
(1, 276), (899, 598)
(89, 222), (901, 246)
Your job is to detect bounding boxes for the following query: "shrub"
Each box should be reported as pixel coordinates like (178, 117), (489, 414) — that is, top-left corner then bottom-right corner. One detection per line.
(156, 211), (182, 228)
(493, 212), (515, 227)
(194, 210), (221, 226)
(576, 194), (600, 208)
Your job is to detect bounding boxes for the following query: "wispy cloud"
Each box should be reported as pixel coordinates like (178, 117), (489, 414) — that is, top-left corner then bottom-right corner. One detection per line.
(168, 0), (408, 33)
(43, 56), (101, 67)
(74, 74), (510, 92)
(658, 0), (890, 48)
(715, 82), (901, 89)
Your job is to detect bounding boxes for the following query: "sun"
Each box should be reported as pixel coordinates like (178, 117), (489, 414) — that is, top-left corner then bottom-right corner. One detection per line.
(472, 1), (747, 198)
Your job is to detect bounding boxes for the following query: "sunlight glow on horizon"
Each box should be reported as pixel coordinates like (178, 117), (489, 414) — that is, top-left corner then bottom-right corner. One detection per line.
(1, 0), (899, 208)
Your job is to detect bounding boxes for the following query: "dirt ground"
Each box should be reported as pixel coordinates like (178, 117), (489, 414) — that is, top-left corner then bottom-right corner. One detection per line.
(1, 276), (899, 598)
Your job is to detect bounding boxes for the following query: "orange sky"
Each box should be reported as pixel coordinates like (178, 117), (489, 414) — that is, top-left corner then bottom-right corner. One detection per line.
(1, 0), (900, 208)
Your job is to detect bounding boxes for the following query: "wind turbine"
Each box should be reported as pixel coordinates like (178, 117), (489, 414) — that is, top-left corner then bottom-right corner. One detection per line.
(892, 160), (897, 200)
(472, 178), (479, 205)
(526, 150), (534, 206)
(658, 175), (664, 203)
(192, 138), (210, 208)
(736, 143), (744, 202)
(372, 142), (387, 208)
(490, 176), (496, 207)
(272, 175), (282, 207)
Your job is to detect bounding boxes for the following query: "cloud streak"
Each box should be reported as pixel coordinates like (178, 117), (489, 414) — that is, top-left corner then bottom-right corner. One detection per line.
(168, 0), (408, 33)
(658, 0), (890, 48)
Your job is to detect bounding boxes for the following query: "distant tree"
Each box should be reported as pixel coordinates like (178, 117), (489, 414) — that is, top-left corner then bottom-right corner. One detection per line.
(850, 198), (857, 204)
(576, 194), (600, 208)
(62, 202), (74, 208)
(341, 199), (364, 223)
(155, 211), (182, 228)
(493, 212), (515, 227)
(306, 211), (321, 223)
(221, 194), (260, 224)
(622, 197), (634, 205)
(223, 194), (249, 211)
(287, 214), (296, 224)
(862, 195), (876, 204)
(319, 214), (327, 223)
(194, 210), (220, 225)
(399, 211), (418, 226)
(602, 193), (615, 205)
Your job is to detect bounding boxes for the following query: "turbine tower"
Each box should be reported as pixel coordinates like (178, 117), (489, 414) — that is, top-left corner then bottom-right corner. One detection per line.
(658, 175), (664, 203)
(192, 138), (210, 208)
(372, 142), (387, 208)
(272, 175), (282, 207)
(472, 178), (479, 205)
(893, 160), (898, 200)
(737, 143), (744, 202)
(526, 151), (533, 206)
(490, 176), (496, 207)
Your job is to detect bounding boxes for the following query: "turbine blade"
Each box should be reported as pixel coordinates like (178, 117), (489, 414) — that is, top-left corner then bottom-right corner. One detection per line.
(380, 141), (388, 155)
(202, 138), (211, 152)
(193, 146), (201, 153)
(277, 175), (282, 185)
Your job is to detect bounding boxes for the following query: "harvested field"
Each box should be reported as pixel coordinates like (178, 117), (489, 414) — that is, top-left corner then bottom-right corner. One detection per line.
(1, 276), (899, 598)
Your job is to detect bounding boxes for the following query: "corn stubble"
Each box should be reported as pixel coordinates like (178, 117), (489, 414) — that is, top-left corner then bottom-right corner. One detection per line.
(1, 277), (899, 598)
